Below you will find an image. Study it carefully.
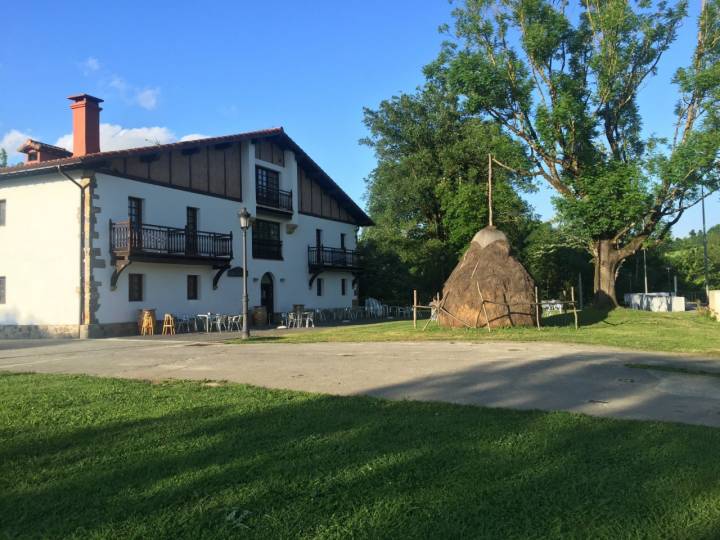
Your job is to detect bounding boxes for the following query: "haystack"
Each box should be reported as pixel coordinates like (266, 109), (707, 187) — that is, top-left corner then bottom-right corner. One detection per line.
(438, 225), (536, 328)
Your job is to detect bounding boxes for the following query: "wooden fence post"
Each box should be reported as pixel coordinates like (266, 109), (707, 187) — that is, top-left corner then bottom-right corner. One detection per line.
(535, 286), (541, 330)
(413, 289), (417, 329)
(571, 286), (579, 330)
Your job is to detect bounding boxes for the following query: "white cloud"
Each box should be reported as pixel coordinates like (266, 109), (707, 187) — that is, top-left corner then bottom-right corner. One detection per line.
(83, 63), (161, 110)
(81, 57), (100, 75)
(0, 129), (32, 164)
(179, 133), (208, 142)
(135, 87), (160, 110)
(108, 75), (129, 94)
(55, 124), (177, 153)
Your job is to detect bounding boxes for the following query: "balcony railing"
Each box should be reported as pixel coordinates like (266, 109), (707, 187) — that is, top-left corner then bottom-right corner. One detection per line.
(308, 246), (360, 270)
(110, 220), (233, 262)
(256, 184), (293, 212)
(252, 238), (283, 260)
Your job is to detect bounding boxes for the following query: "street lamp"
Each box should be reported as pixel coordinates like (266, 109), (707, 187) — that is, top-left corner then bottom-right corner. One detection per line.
(238, 207), (252, 340)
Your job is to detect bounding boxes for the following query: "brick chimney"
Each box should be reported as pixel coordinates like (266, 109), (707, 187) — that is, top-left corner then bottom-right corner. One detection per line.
(68, 94), (103, 156)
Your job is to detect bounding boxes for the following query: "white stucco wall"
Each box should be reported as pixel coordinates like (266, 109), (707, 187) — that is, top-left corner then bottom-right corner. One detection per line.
(93, 160), (358, 324)
(0, 173), (80, 325)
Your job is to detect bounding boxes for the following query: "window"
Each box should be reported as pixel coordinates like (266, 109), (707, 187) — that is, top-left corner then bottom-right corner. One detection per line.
(186, 207), (198, 254)
(129, 274), (144, 302)
(340, 233), (346, 250)
(341, 278), (347, 296)
(0, 276), (5, 304)
(187, 275), (199, 300)
(316, 277), (323, 297)
(256, 166), (280, 192)
(252, 219), (282, 260)
(128, 197), (143, 227)
(0, 200), (5, 226)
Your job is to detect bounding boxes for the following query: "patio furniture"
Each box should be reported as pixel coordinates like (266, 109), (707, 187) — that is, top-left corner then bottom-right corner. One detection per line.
(303, 311), (315, 328)
(140, 309), (155, 336)
(197, 313), (211, 333)
(212, 314), (227, 332)
(228, 314), (242, 331)
(177, 314), (198, 333)
(161, 313), (176, 335)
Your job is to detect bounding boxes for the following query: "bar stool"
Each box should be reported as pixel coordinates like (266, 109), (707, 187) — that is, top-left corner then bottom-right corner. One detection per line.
(161, 313), (176, 335)
(141, 311), (155, 336)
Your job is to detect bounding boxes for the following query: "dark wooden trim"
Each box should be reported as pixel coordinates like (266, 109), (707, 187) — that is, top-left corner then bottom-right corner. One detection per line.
(206, 147), (211, 191)
(238, 142), (243, 201)
(188, 153), (193, 189)
(299, 210), (358, 226)
(181, 147), (200, 156)
(96, 170), (244, 203)
(139, 154), (159, 163)
(223, 148), (227, 196)
(256, 205), (293, 219)
(214, 142), (232, 150)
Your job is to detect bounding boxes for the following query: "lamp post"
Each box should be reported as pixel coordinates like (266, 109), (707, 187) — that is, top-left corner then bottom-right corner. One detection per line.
(238, 207), (252, 340)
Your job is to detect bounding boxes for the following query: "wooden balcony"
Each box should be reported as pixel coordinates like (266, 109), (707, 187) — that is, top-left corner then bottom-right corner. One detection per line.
(109, 220), (233, 289)
(256, 184), (293, 215)
(308, 246), (360, 271)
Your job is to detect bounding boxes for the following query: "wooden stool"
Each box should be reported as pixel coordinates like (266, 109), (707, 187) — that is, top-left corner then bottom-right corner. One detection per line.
(141, 311), (155, 336)
(161, 313), (176, 335)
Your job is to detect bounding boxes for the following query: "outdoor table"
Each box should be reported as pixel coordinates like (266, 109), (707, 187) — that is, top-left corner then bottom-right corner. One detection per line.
(197, 313), (211, 333)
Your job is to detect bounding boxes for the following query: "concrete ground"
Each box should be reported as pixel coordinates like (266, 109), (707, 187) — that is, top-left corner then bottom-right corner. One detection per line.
(2, 334), (720, 427)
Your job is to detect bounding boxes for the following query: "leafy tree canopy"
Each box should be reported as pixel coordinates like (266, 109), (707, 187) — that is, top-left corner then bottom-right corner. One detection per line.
(436, 0), (720, 305)
(360, 78), (537, 302)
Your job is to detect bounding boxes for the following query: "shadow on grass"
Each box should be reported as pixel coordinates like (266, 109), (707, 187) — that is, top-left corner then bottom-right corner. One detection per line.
(2, 373), (720, 538)
(542, 307), (613, 328)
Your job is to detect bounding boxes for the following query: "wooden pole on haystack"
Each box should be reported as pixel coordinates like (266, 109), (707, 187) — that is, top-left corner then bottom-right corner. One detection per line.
(413, 289), (417, 329)
(535, 286), (541, 330)
(487, 153), (493, 227)
(571, 286), (579, 330)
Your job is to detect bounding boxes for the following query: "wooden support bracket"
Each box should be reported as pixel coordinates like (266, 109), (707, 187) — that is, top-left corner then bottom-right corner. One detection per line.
(309, 269), (323, 289)
(110, 259), (132, 290)
(212, 265), (231, 290)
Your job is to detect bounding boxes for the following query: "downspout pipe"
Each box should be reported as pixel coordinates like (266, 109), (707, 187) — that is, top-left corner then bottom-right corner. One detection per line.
(57, 165), (87, 331)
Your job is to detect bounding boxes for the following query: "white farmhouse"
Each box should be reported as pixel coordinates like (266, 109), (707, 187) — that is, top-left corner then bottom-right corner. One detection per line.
(0, 94), (372, 338)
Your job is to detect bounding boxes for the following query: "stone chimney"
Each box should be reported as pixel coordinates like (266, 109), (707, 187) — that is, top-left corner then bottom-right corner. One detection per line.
(68, 94), (103, 156)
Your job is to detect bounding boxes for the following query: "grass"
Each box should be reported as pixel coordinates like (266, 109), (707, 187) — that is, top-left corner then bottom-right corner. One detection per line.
(230, 308), (720, 357)
(4, 373), (720, 539)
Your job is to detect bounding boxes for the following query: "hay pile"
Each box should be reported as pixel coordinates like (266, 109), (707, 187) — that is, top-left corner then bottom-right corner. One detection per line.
(438, 226), (536, 328)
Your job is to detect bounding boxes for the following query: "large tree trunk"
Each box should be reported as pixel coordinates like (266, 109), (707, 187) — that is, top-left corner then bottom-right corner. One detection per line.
(592, 239), (621, 308)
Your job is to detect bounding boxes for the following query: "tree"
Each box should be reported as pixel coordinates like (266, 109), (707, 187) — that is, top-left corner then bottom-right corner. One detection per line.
(522, 222), (593, 301)
(439, 0), (720, 306)
(361, 78), (536, 301)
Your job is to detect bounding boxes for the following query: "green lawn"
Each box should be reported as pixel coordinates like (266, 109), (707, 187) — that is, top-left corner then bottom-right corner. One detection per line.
(3, 373), (720, 539)
(231, 308), (720, 357)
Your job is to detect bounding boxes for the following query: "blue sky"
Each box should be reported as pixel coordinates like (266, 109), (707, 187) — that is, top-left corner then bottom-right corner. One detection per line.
(1, 0), (716, 236)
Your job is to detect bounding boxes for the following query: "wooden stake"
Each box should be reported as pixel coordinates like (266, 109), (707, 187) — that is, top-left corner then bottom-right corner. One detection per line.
(571, 286), (579, 330)
(488, 153), (493, 227)
(535, 286), (541, 330)
(413, 289), (417, 329)
(478, 284), (491, 333)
